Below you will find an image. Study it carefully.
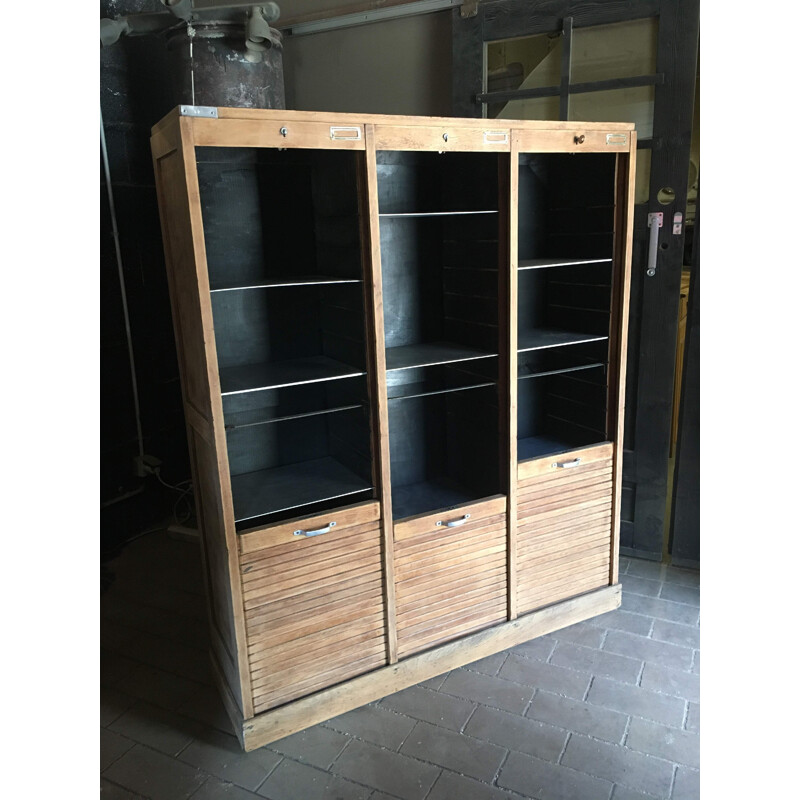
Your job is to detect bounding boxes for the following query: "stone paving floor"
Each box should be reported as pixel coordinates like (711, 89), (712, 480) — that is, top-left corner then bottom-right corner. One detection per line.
(100, 532), (700, 800)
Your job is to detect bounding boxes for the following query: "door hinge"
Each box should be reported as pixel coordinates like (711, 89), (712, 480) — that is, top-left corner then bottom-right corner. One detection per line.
(179, 105), (218, 119)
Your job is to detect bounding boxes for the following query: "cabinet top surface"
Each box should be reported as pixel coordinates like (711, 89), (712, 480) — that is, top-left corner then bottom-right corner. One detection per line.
(151, 105), (636, 136)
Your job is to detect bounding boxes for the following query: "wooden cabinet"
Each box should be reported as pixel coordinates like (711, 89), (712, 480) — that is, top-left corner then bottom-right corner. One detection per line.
(150, 107), (635, 750)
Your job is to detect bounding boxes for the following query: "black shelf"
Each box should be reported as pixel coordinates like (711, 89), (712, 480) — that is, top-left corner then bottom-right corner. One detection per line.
(391, 479), (477, 521)
(387, 380), (495, 402)
(219, 356), (366, 396)
(230, 457), (373, 523)
(518, 436), (609, 462)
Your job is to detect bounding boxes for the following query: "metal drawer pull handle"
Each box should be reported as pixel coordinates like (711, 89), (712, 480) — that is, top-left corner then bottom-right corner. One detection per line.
(294, 521), (336, 537)
(330, 126), (362, 140)
(436, 513), (471, 528)
(553, 458), (581, 468)
(606, 133), (627, 145)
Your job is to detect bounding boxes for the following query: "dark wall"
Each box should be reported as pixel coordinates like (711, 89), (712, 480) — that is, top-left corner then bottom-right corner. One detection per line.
(101, 1), (188, 530)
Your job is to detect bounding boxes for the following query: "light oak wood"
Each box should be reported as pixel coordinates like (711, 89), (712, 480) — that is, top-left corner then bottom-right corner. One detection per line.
(518, 443), (614, 481)
(240, 584), (621, 749)
(150, 108), (634, 749)
(394, 496), (506, 540)
(514, 129), (634, 153)
(239, 501), (380, 554)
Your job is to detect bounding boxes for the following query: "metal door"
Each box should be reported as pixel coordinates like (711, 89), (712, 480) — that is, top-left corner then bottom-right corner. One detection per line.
(452, 0), (700, 559)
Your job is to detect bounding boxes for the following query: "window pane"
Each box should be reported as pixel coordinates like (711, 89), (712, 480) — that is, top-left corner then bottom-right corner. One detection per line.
(569, 85), (655, 138)
(571, 18), (658, 83)
(486, 34), (562, 119)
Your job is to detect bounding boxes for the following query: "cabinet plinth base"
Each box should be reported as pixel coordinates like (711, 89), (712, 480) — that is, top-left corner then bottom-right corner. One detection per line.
(224, 583), (620, 751)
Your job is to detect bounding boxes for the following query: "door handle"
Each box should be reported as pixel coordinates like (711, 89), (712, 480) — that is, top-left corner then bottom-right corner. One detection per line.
(293, 521), (336, 537)
(647, 212), (663, 277)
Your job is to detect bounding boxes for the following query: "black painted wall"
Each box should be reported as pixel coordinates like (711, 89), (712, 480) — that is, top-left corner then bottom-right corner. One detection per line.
(101, 0), (189, 548)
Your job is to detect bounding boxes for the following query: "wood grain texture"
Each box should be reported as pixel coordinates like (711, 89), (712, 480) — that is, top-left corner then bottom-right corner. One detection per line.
(363, 124), (398, 663)
(394, 504), (507, 659)
(242, 516), (386, 714)
(517, 457), (615, 614)
(241, 584), (621, 750)
(518, 443), (613, 481)
(374, 124), (511, 152)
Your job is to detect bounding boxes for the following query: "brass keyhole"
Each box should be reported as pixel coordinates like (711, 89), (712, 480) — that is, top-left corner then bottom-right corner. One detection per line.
(574, 134), (585, 144)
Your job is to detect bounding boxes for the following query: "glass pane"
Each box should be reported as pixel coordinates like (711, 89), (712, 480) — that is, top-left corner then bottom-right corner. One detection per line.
(486, 33), (562, 119)
(571, 18), (658, 83)
(569, 85), (655, 138)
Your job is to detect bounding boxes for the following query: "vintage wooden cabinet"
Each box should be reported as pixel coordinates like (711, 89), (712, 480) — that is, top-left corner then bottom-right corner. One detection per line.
(150, 106), (635, 750)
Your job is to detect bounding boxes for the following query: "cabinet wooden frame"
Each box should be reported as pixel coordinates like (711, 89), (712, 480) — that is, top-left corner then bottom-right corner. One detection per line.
(151, 108), (636, 751)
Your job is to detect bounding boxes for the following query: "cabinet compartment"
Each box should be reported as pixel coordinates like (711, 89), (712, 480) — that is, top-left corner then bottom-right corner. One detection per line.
(239, 501), (386, 713)
(394, 497), (507, 658)
(516, 152), (617, 462)
(195, 146), (376, 529)
(388, 386), (500, 520)
(516, 446), (613, 613)
(378, 150), (503, 519)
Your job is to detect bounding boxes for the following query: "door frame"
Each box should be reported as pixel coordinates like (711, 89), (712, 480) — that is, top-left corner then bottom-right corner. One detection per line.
(452, 0), (700, 560)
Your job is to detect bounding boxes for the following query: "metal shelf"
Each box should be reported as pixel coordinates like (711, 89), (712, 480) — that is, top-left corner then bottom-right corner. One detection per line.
(379, 210), (498, 218)
(517, 436), (608, 462)
(517, 329), (608, 353)
(219, 356), (366, 396)
(224, 403), (362, 430)
(518, 257), (612, 270)
(210, 275), (361, 292)
(391, 479), (478, 521)
(517, 362), (605, 381)
(230, 457), (373, 523)
(386, 342), (497, 372)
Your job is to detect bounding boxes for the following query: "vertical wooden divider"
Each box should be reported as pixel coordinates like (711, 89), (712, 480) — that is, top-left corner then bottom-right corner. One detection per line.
(177, 117), (255, 717)
(608, 137), (637, 586)
(360, 124), (398, 663)
(507, 135), (520, 620)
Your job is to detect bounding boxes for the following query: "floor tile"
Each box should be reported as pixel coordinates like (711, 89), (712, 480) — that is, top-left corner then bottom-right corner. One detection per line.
(463, 652), (509, 677)
(650, 620), (700, 650)
(400, 720), (507, 782)
(511, 636), (557, 662)
(379, 685), (475, 732)
(102, 744), (207, 800)
(672, 767), (699, 800)
(498, 750), (614, 800)
(527, 690), (628, 744)
(324, 704), (417, 750)
(268, 725), (351, 770)
(625, 716), (699, 769)
(588, 610), (654, 637)
(100, 778), (148, 799)
(620, 575), (663, 598)
(587, 678), (686, 728)
(256, 758), (371, 800)
(464, 704), (567, 762)
(178, 728), (282, 791)
(550, 642), (643, 685)
(191, 777), (265, 799)
(621, 594), (699, 627)
(542, 621), (607, 649)
(108, 701), (201, 756)
(639, 664), (700, 703)
(658, 583), (700, 607)
(101, 686), (137, 728)
(331, 739), (440, 800)
(426, 770), (517, 800)
(561, 735), (673, 799)
(602, 631), (693, 672)
(101, 728), (136, 772)
(440, 668), (533, 714)
(498, 654), (591, 700)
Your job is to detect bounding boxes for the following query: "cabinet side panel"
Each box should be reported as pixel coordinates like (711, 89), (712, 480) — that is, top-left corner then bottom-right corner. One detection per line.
(152, 139), (249, 716)
(188, 426), (244, 711)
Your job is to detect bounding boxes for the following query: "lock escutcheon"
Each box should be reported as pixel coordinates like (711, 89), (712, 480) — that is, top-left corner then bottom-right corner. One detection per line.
(574, 134), (586, 145)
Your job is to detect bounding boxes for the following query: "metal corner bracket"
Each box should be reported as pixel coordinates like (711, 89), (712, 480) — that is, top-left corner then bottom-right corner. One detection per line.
(180, 105), (219, 119)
